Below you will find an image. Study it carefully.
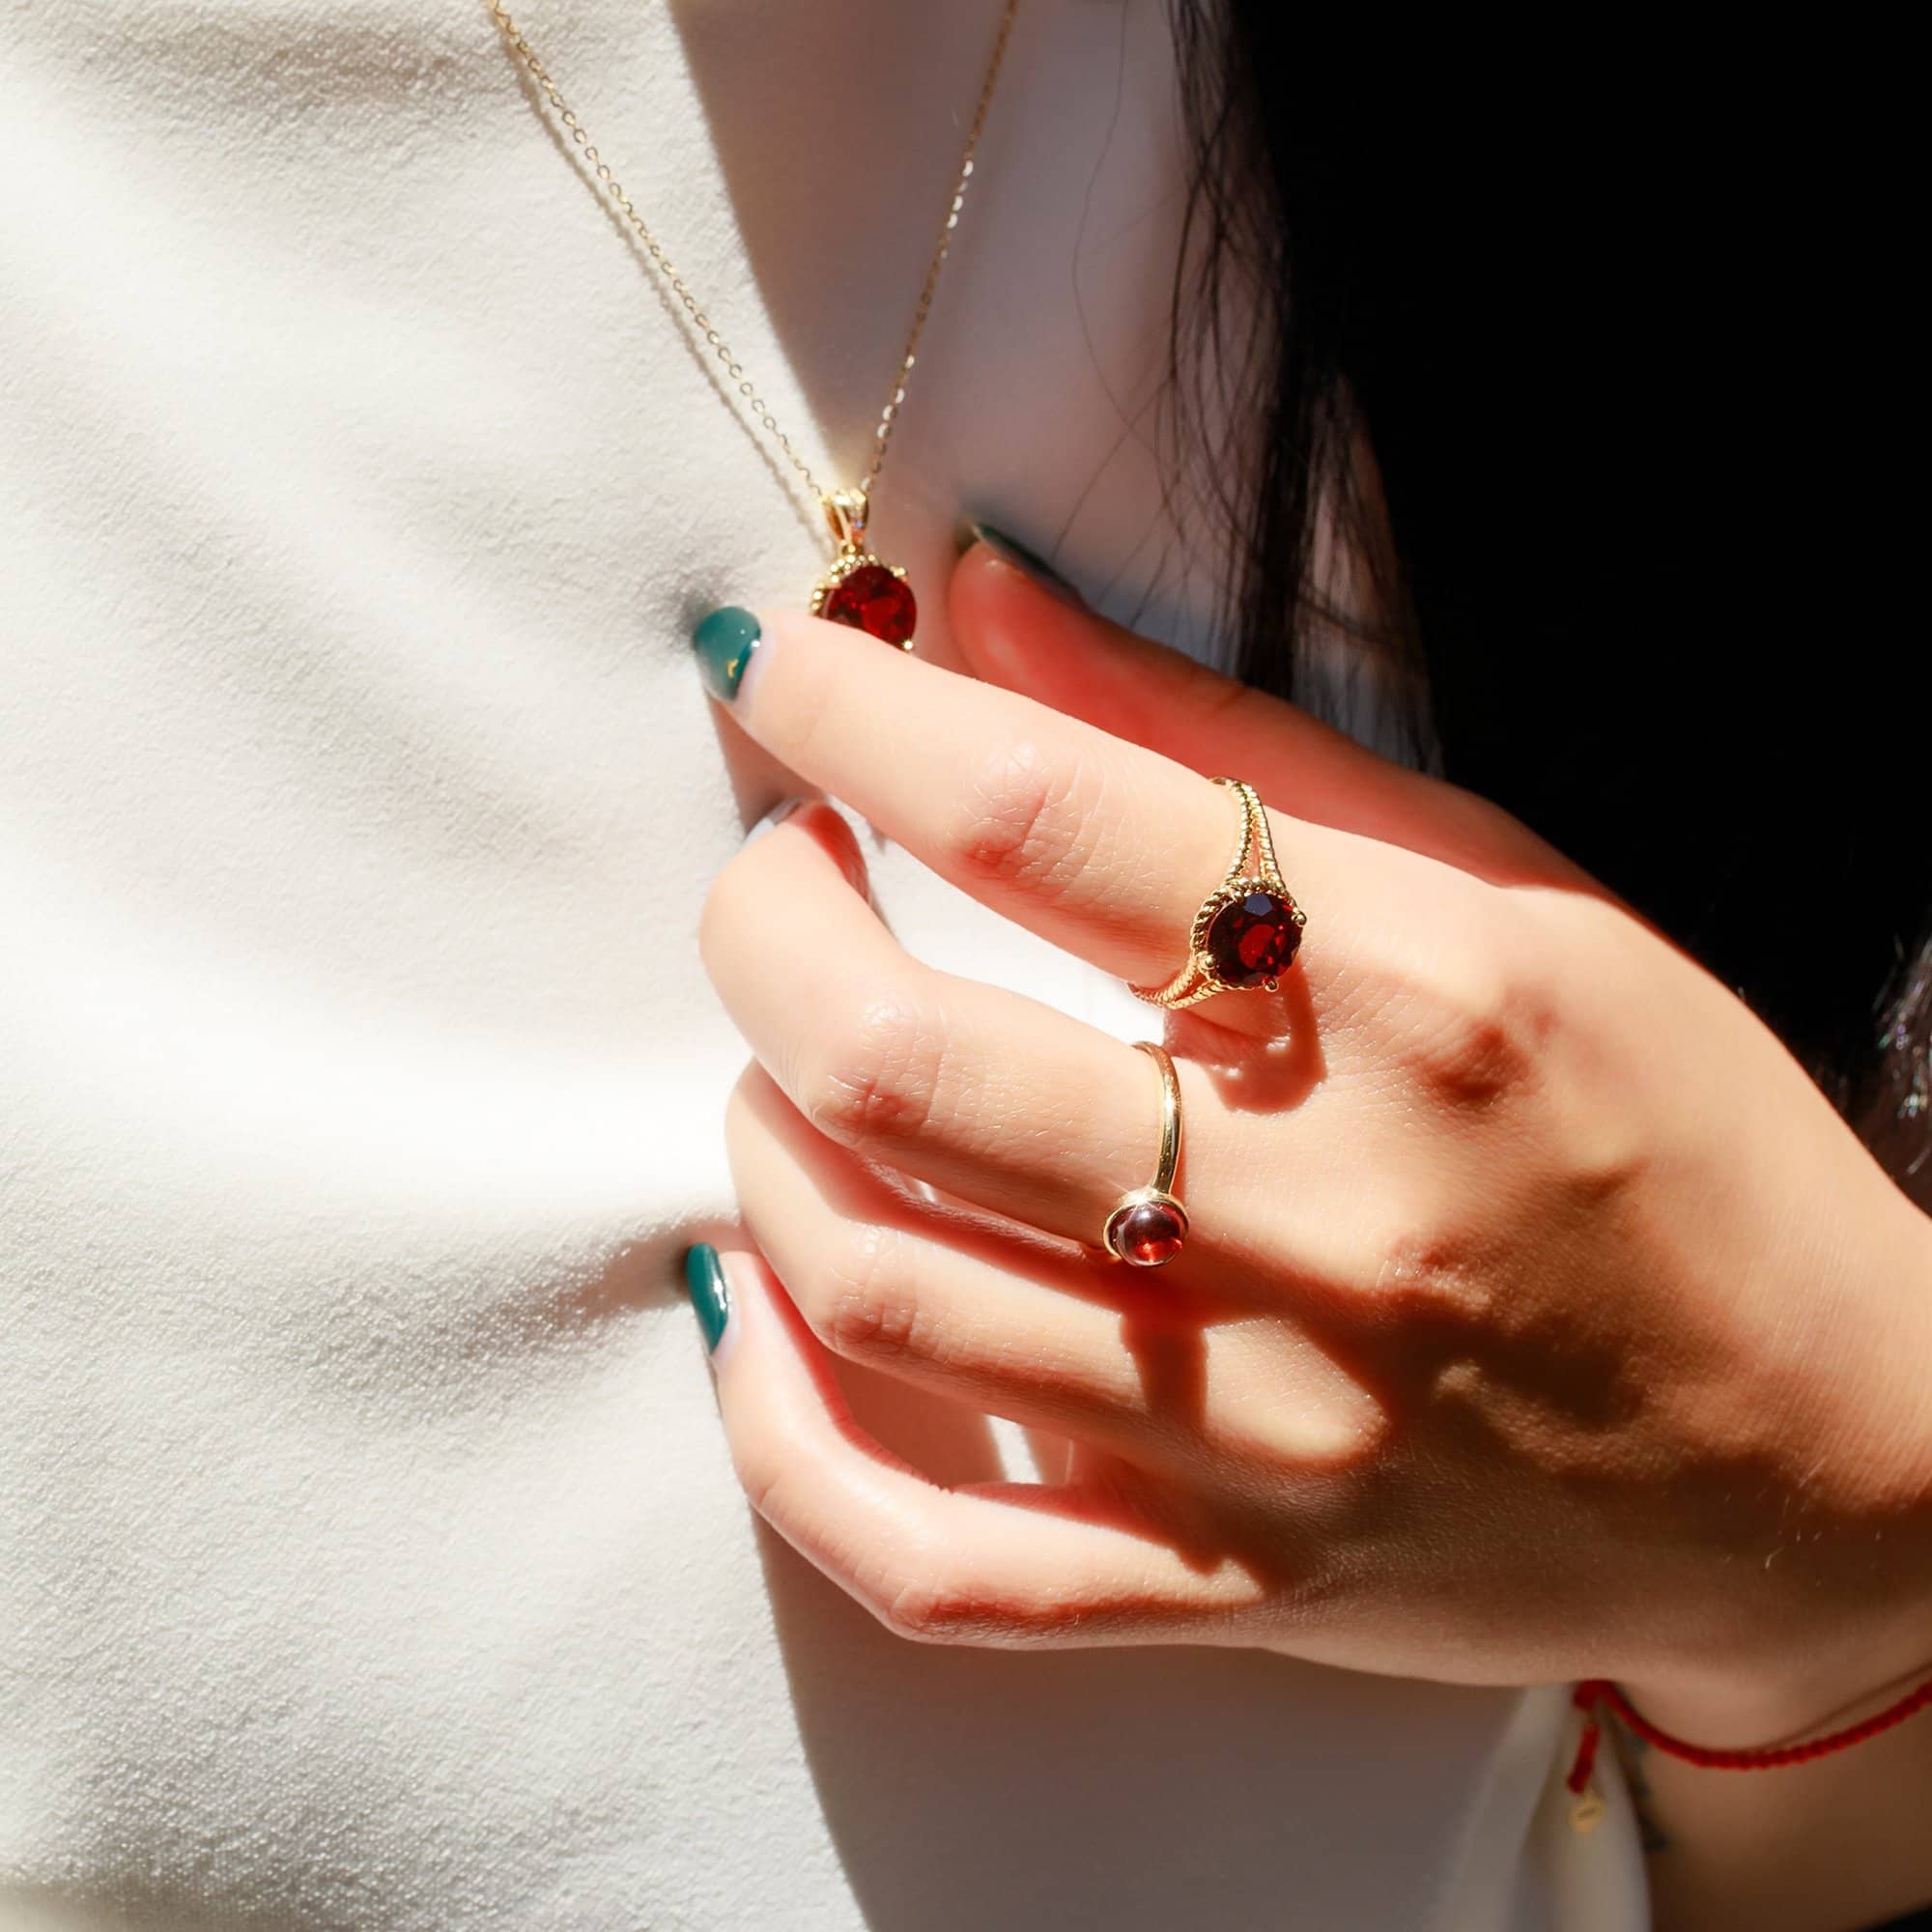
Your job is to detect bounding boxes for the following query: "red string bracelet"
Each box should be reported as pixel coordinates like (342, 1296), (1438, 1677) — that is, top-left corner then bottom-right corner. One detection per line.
(1565, 1670), (1932, 1798)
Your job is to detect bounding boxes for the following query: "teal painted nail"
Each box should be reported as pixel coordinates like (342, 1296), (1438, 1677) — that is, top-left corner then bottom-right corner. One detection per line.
(964, 521), (1088, 609)
(692, 607), (762, 701)
(682, 1242), (731, 1353)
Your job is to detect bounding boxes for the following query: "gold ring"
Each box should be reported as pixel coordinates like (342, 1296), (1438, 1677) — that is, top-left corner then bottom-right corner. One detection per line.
(1103, 1042), (1189, 1266)
(1131, 777), (1307, 1010)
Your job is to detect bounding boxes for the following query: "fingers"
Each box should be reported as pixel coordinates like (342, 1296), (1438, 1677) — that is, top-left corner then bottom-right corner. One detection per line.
(700, 803), (1228, 1253)
(949, 543), (1410, 823)
(725, 1065), (1389, 1478)
(700, 1242), (1268, 1647)
(701, 598), (1364, 1000)
(726, 1064), (1208, 1467)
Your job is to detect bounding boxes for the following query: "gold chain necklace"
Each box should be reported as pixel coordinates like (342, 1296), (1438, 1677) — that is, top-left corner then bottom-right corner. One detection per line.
(489, 1), (1023, 650)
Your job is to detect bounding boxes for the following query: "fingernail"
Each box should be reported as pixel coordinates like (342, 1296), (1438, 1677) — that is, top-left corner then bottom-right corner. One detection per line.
(962, 521), (1088, 609)
(692, 606), (762, 702)
(682, 1242), (732, 1353)
(743, 796), (806, 846)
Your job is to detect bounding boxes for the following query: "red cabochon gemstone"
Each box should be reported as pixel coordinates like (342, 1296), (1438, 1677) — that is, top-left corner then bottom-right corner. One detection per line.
(822, 563), (918, 646)
(1110, 1199), (1187, 1267)
(1205, 891), (1301, 986)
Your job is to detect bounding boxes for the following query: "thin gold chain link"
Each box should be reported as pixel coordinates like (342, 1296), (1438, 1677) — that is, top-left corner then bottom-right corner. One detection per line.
(487, 1), (1022, 513)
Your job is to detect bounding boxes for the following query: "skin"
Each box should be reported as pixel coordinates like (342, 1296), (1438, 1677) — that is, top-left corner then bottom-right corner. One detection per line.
(696, 544), (1932, 1929)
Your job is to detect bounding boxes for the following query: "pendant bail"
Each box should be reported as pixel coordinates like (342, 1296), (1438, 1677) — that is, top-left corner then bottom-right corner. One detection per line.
(821, 486), (870, 555)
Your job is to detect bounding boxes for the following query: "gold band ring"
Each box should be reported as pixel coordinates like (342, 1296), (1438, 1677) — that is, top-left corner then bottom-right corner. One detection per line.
(1103, 1042), (1189, 1266)
(1130, 777), (1307, 1010)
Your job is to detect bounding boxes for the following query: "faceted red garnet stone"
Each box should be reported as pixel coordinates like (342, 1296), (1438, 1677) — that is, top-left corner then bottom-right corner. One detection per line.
(822, 563), (917, 646)
(1107, 1197), (1188, 1267)
(1205, 890), (1301, 987)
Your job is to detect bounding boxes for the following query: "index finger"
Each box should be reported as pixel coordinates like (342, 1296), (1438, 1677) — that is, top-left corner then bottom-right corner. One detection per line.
(696, 603), (1361, 998)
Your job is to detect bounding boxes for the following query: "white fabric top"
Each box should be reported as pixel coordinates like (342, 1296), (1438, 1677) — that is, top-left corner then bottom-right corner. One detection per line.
(0, 3), (1646, 1927)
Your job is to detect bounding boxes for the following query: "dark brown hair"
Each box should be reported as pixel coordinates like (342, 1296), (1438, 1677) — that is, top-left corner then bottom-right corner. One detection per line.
(1166, 6), (1930, 1205)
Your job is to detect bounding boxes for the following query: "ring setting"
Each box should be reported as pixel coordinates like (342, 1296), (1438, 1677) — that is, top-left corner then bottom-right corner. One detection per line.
(1133, 777), (1306, 1009)
(1104, 1042), (1189, 1267)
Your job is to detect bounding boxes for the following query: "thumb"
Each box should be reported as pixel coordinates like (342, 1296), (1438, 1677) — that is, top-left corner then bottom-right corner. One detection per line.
(948, 532), (1425, 835)
(948, 532), (1592, 886)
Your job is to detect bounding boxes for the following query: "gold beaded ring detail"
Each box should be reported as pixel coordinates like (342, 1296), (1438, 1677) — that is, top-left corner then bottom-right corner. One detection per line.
(1131, 777), (1307, 1010)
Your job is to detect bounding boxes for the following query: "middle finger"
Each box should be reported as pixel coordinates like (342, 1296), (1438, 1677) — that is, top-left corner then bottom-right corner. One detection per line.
(700, 604), (1364, 1002)
(701, 805), (1252, 1258)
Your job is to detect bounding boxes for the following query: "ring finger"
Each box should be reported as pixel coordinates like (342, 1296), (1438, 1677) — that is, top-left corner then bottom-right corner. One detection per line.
(726, 1063), (1221, 1467)
(700, 803), (1264, 1260)
(726, 1065), (1384, 1490)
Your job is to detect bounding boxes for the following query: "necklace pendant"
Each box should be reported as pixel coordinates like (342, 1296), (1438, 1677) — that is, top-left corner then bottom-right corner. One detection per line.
(810, 488), (918, 650)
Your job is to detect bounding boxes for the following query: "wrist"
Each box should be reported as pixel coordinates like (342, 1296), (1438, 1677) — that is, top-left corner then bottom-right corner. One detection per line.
(1624, 1193), (1932, 1750)
(1615, 1649), (1932, 1759)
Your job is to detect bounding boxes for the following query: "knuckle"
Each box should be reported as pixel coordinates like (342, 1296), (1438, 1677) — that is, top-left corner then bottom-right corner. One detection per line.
(945, 738), (1101, 906)
(798, 986), (946, 1151)
(1372, 1216), (1496, 1322)
(878, 1565), (1110, 1648)
(880, 1569), (1023, 1647)
(1414, 1002), (1527, 1107)
(879, 1573), (974, 1644)
(1401, 937), (1555, 1110)
(812, 1224), (919, 1363)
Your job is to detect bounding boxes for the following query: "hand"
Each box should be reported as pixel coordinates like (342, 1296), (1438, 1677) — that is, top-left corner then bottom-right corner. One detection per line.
(691, 544), (1932, 1748)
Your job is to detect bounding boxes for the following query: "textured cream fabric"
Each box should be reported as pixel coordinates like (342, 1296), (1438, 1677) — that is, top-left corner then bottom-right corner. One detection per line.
(0, 3), (1646, 1928)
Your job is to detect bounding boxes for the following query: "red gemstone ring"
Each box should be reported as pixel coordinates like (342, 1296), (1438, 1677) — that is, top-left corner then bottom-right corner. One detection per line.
(1103, 1042), (1190, 1267)
(1130, 777), (1307, 1010)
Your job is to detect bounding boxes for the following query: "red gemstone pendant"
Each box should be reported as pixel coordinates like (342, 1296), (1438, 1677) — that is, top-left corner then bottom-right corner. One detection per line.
(819, 559), (918, 646)
(810, 485), (918, 649)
